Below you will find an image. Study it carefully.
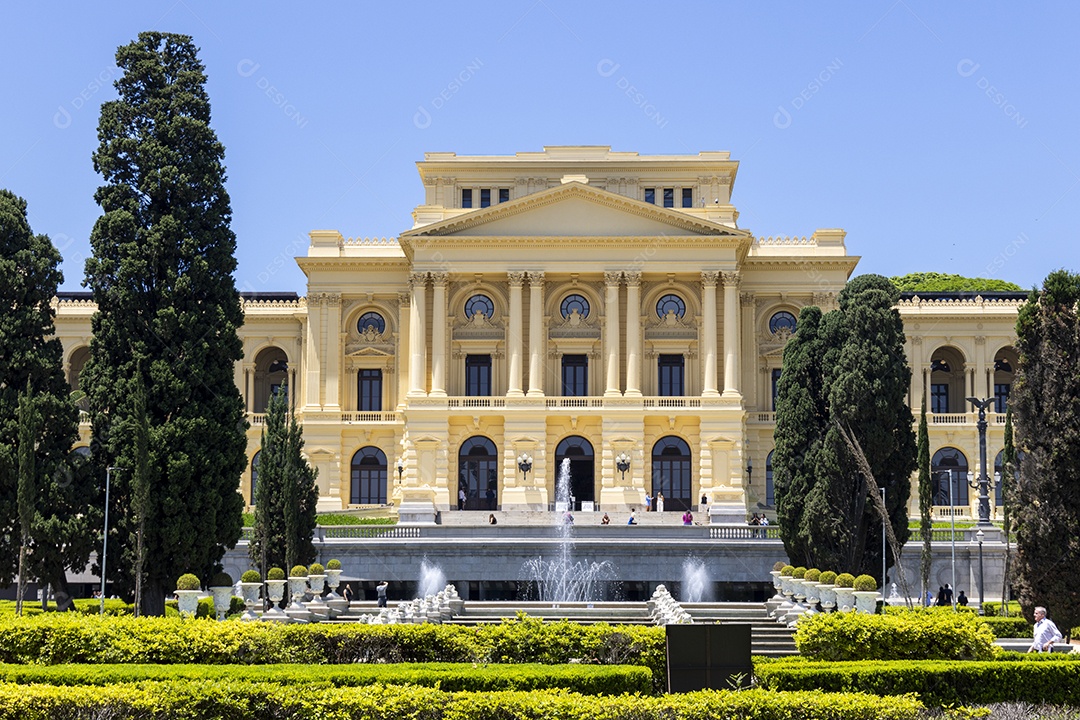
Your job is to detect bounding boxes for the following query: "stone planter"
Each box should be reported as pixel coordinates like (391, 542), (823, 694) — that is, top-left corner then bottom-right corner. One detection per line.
(264, 580), (288, 619)
(175, 589), (201, 617)
(308, 574), (326, 597)
(287, 576), (308, 610)
(774, 576), (795, 620)
(817, 584), (836, 612)
(325, 569), (343, 598)
(853, 590), (880, 614)
(239, 582), (262, 621)
(209, 586), (233, 620)
(803, 581), (821, 614)
(834, 586), (856, 612)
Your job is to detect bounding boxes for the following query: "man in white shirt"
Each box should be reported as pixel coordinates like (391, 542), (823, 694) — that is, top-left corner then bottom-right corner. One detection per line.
(1030, 606), (1064, 652)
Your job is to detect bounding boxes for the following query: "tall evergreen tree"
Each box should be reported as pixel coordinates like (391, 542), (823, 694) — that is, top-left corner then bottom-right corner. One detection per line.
(284, 400), (318, 571)
(0, 189), (85, 607)
(1000, 406), (1016, 616)
(917, 395), (932, 600)
(81, 32), (246, 615)
(1011, 270), (1080, 633)
(16, 384), (40, 616)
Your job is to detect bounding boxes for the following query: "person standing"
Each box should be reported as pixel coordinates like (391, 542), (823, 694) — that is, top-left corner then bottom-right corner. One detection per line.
(956, 590), (968, 607)
(656, 492), (665, 513)
(458, 487), (466, 511)
(943, 584), (954, 606)
(377, 580), (389, 608)
(342, 583), (353, 603)
(644, 492), (652, 512)
(1029, 606), (1063, 653)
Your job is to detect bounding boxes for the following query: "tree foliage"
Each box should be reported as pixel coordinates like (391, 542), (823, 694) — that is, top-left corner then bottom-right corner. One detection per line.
(774, 275), (916, 576)
(0, 189), (86, 607)
(917, 396), (932, 599)
(81, 33), (246, 615)
(890, 272), (1023, 293)
(1010, 269), (1080, 632)
(250, 386), (318, 574)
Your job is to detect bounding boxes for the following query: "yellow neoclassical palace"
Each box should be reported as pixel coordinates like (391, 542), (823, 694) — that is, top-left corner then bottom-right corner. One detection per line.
(55, 147), (1024, 523)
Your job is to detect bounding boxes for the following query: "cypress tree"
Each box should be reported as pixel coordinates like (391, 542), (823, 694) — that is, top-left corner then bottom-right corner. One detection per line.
(1011, 270), (1080, 632)
(918, 395), (932, 601)
(82, 32), (246, 614)
(1000, 406), (1016, 616)
(16, 385), (40, 616)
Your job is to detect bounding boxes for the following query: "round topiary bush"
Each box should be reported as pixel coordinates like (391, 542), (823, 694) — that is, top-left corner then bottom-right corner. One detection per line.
(209, 571), (233, 588)
(308, 563), (325, 575)
(792, 567), (807, 579)
(772, 560), (786, 572)
(290, 565), (308, 578)
(819, 570), (837, 585)
(853, 574), (878, 592)
(327, 559), (342, 570)
(780, 565), (795, 577)
(267, 567), (285, 580)
(804, 568), (821, 582)
(835, 573), (855, 588)
(176, 573), (200, 591)
(241, 570), (262, 583)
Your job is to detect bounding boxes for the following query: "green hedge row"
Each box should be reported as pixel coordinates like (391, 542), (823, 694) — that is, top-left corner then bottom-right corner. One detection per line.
(794, 609), (999, 661)
(0, 662), (651, 695)
(756, 657), (1080, 707)
(0, 680), (923, 720)
(981, 616), (1034, 638)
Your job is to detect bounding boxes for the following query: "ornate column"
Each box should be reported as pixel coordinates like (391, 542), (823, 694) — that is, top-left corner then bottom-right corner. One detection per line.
(324, 293), (342, 409)
(740, 291), (757, 406)
(507, 271), (525, 396)
(527, 271), (545, 396)
(304, 295), (322, 408)
(701, 271), (720, 396)
(721, 272), (741, 398)
(430, 272), (449, 397)
(244, 366), (253, 413)
(604, 271), (622, 397)
(624, 271), (642, 397)
(408, 273), (428, 397)
(397, 292), (410, 407)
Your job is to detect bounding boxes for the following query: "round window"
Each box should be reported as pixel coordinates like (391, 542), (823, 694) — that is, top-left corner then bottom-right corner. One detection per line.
(560, 294), (590, 320)
(465, 294), (495, 319)
(656, 294), (686, 319)
(769, 311), (797, 334)
(358, 311), (386, 335)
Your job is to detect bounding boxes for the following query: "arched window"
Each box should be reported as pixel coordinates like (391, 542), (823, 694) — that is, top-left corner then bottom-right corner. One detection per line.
(250, 450), (261, 503)
(769, 311), (797, 334)
(465, 294), (495, 320)
(351, 447), (388, 505)
(651, 436), (692, 511)
(357, 311), (386, 335)
(931, 448), (969, 507)
(555, 436), (595, 507)
(765, 450), (775, 507)
(560, 294), (590, 320)
(994, 450), (1004, 508)
(458, 436), (498, 510)
(656, 294), (686, 319)
(253, 347), (289, 412)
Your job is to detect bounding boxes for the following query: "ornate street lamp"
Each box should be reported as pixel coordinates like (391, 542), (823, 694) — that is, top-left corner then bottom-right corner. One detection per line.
(615, 453), (631, 482)
(396, 458), (404, 485)
(746, 457), (753, 486)
(517, 454), (533, 482)
(965, 396), (994, 527)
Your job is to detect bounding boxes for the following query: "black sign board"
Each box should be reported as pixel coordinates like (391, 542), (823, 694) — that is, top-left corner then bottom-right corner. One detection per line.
(665, 623), (753, 693)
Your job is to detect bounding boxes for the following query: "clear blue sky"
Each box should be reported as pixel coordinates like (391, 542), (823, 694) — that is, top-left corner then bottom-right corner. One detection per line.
(3, 2), (1076, 295)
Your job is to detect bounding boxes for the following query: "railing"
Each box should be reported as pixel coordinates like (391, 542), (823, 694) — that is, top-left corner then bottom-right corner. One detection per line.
(933, 506), (968, 519)
(249, 413), (267, 426)
(448, 398), (507, 408)
(750, 412), (776, 423)
(340, 411), (403, 423)
(545, 398), (605, 409)
(931, 414), (969, 425)
(78, 410), (91, 426)
(241, 525), (421, 541)
(708, 525), (781, 540)
(643, 397), (702, 408)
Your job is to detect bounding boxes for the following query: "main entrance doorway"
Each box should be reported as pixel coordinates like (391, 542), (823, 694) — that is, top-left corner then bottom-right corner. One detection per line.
(554, 435), (595, 510)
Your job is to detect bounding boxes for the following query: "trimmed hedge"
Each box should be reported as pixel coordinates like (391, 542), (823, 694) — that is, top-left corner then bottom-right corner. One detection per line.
(756, 657), (1080, 707)
(981, 616), (1033, 638)
(795, 609), (998, 661)
(0, 681), (924, 720)
(0, 662), (651, 695)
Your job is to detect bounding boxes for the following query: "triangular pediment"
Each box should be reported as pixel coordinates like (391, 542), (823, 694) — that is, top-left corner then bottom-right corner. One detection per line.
(402, 182), (748, 239)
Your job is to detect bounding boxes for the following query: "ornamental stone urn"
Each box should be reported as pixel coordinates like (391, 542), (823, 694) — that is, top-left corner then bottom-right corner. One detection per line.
(287, 575), (308, 611)
(325, 569), (343, 598)
(802, 581), (822, 616)
(817, 584), (837, 612)
(175, 590), (201, 617)
(834, 586), (856, 612)
(853, 590), (880, 615)
(209, 586), (234, 621)
(239, 583), (262, 621)
(264, 580), (288, 620)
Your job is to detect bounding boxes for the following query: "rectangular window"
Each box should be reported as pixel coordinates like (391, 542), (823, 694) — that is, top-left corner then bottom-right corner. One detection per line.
(499, 188), (510, 203)
(561, 355), (588, 396)
(682, 188), (693, 208)
(462, 188), (472, 208)
(663, 188), (674, 208)
(644, 188), (655, 204)
(465, 355), (492, 396)
(771, 369), (782, 411)
(658, 354), (685, 397)
(358, 369), (382, 411)
(931, 383), (949, 414)
(480, 188), (491, 208)
(994, 383), (1010, 413)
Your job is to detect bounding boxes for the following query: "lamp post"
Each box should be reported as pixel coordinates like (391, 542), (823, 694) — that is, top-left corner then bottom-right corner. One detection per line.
(965, 396), (994, 527)
(946, 470), (956, 609)
(615, 453), (630, 482)
(100, 466), (125, 616)
(976, 528), (985, 610)
(396, 458), (404, 486)
(517, 454), (532, 482)
(746, 457), (753, 486)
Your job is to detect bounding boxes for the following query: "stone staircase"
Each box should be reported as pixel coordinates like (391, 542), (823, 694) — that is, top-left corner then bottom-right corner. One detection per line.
(438, 509), (706, 527)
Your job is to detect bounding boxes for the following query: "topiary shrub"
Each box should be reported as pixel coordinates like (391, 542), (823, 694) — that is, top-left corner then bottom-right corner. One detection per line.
(327, 559), (342, 570)
(835, 573), (855, 588)
(772, 561), (786, 572)
(795, 609), (999, 661)
(176, 574), (200, 591)
(308, 563), (325, 575)
(240, 570), (261, 584)
(267, 567), (285, 581)
(853, 574), (878, 592)
(289, 566), (308, 578)
(780, 565), (795, 577)
(792, 567), (807, 579)
(209, 572), (233, 588)
(804, 568), (821, 582)
(819, 570), (837, 585)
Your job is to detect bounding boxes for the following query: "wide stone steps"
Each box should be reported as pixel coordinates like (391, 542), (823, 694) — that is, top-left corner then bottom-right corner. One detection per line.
(438, 510), (705, 527)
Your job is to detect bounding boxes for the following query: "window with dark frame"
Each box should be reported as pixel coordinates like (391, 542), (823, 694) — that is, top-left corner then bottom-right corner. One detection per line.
(663, 188), (674, 208)
(681, 188), (693, 207)
(480, 188), (491, 208)
(644, 188), (655, 204)
(462, 188), (472, 208)
(499, 188), (510, 203)
(466, 354), (492, 396)
(931, 383), (949, 414)
(658, 354), (685, 397)
(771, 369), (782, 411)
(351, 446), (387, 505)
(994, 383), (1010, 413)
(561, 354), (588, 396)
(358, 368), (382, 411)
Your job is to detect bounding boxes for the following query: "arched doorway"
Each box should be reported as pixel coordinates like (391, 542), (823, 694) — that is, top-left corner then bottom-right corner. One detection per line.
(555, 436), (594, 509)
(458, 436), (498, 511)
(651, 436), (692, 511)
(253, 347), (289, 412)
(765, 450), (775, 507)
(931, 447), (969, 507)
(351, 447), (387, 504)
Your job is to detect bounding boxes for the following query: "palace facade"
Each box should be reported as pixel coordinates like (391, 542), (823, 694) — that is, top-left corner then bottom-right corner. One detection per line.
(55, 147), (1024, 523)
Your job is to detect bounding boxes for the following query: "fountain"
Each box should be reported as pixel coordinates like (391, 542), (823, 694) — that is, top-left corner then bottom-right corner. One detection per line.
(680, 558), (714, 603)
(519, 459), (619, 602)
(417, 558), (447, 598)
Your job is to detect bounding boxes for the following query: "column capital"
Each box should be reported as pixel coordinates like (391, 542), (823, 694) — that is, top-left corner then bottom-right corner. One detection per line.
(408, 272), (428, 290)
(604, 270), (623, 286)
(528, 270), (546, 284)
(740, 291), (756, 307)
(398, 292), (411, 308)
(507, 271), (527, 287)
(624, 270), (642, 287)
(326, 292), (342, 308)
(721, 271), (741, 288)
(700, 270), (720, 287)
(430, 271), (450, 286)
